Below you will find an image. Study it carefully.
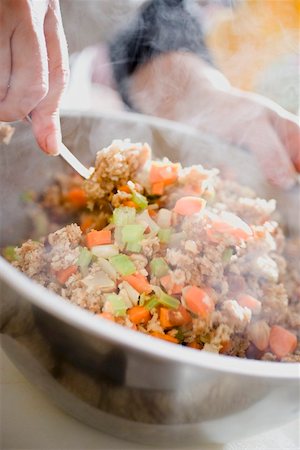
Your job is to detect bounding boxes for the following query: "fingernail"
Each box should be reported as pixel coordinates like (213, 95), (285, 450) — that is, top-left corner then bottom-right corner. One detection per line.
(46, 134), (60, 156)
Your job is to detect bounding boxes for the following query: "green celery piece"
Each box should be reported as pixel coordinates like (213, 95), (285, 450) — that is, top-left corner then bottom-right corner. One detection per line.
(78, 247), (92, 269)
(158, 291), (180, 309)
(113, 207), (136, 226)
(150, 257), (169, 278)
(139, 292), (151, 306)
(109, 254), (136, 276)
(145, 296), (160, 310)
(132, 191), (148, 209)
(222, 247), (233, 264)
(2, 246), (18, 262)
(175, 328), (185, 343)
(106, 293), (127, 316)
(20, 190), (35, 203)
(126, 242), (142, 253)
(122, 224), (145, 243)
(158, 228), (172, 244)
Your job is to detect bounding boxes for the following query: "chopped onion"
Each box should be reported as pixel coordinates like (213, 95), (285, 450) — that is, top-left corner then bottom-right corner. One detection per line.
(136, 210), (159, 235)
(83, 271), (115, 292)
(91, 244), (119, 259)
(156, 208), (172, 229)
(119, 281), (140, 305)
(97, 257), (118, 280)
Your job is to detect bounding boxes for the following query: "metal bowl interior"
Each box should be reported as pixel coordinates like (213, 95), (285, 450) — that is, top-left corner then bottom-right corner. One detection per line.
(0, 111), (299, 446)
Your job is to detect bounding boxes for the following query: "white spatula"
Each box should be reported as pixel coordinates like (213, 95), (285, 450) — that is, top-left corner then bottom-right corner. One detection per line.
(26, 115), (93, 179)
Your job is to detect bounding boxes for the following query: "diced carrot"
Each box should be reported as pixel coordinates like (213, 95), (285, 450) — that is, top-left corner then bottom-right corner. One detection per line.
(269, 325), (297, 358)
(237, 294), (262, 314)
(159, 307), (173, 328)
(150, 162), (179, 186)
(220, 340), (232, 354)
(173, 197), (206, 216)
(183, 286), (215, 319)
(122, 273), (152, 294)
(56, 265), (77, 284)
(148, 208), (157, 218)
(118, 185), (131, 193)
(128, 306), (151, 324)
(98, 312), (115, 322)
(177, 305), (192, 325)
(150, 331), (179, 344)
(187, 341), (201, 349)
(160, 274), (183, 295)
(66, 187), (87, 207)
(123, 200), (138, 208)
(152, 182), (164, 196)
(80, 215), (94, 233)
(160, 306), (192, 328)
(86, 229), (112, 248)
(210, 213), (252, 241)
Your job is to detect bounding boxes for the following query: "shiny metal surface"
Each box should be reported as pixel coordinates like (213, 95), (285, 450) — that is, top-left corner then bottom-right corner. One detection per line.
(0, 111), (299, 446)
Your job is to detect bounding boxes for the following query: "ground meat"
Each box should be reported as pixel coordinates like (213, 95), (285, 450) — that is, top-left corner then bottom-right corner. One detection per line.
(13, 240), (46, 278)
(84, 140), (150, 205)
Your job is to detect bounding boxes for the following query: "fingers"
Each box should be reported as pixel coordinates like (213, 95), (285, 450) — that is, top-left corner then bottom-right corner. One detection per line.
(0, 3), (49, 122)
(270, 111), (300, 172)
(241, 117), (297, 189)
(31, 0), (69, 155)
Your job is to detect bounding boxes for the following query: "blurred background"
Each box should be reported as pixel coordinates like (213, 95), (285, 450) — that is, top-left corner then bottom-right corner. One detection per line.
(60, 0), (300, 115)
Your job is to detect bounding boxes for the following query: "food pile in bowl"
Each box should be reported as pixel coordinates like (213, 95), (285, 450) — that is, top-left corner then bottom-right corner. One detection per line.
(3, 140), (299, 362)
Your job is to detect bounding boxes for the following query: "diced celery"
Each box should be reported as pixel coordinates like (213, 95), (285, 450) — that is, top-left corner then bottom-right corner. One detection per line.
(109, 254), (136, 276)
(159, 291), (180, 309)
(145, 296), (160, 310)
(77, 247), (92, 269)
(113, 207), (136, 226)
(122, 224), (145, 243)
(222, 247), (233, 264)
(2, 246), (18, 262)
(106, 293), (127, 316)
(32, 210), (48, 238)
(126, 242), (142, 253)
(20, 190), (35, 203)
(150, 257), (169, 277)
(175, 328), (185, 343)
(132, 191), (148, 210)
(139, 292), (151, 306)
(158, 228), (172, 244)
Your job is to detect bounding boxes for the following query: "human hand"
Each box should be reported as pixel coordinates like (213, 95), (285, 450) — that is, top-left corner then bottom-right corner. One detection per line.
(0, 0), (69, 154)
(129, 52), (300, 189)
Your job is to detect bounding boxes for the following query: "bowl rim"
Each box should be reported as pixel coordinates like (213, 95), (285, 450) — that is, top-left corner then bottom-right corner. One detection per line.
(1, 110), (299, 380)
(1, 257), (299, 380)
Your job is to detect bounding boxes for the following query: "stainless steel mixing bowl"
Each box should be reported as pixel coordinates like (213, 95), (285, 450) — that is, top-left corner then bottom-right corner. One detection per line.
(0, 111), (299, 446)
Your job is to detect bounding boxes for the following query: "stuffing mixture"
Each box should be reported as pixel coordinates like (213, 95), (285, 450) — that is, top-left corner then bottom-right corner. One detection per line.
(3, 139), (300, 362)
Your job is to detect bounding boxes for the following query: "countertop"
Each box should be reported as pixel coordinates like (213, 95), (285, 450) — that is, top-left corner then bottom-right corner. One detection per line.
(1, 349), (299, 450)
